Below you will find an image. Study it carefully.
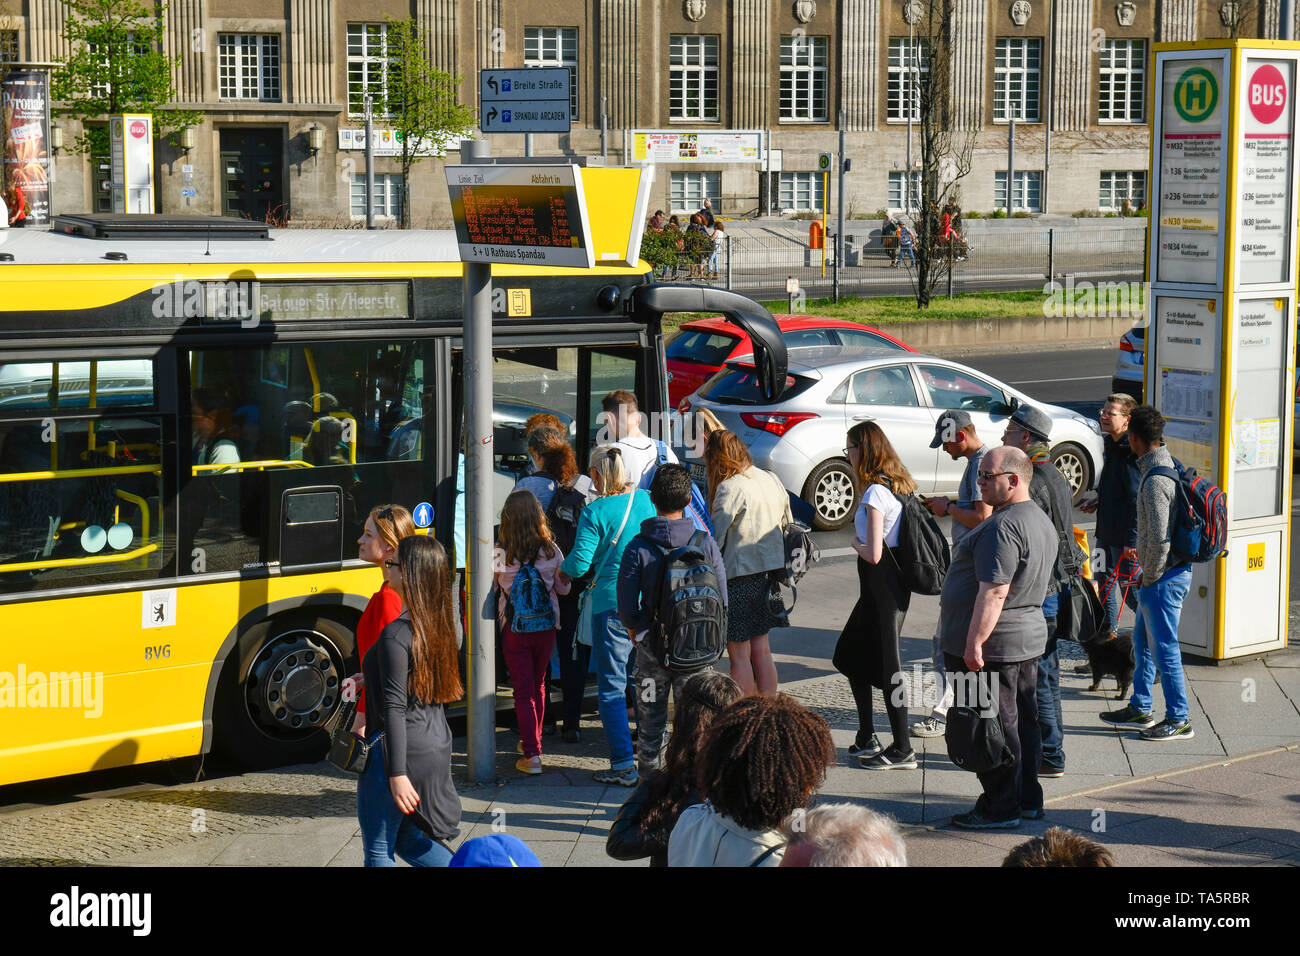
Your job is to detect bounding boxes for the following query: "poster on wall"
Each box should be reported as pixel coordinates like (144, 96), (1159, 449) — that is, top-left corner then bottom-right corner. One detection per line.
(1156, 58), (1226, 284)
(0, 70), (52, 226)
(630, 130), (763, 164)
(1237, 59), (1295, 284)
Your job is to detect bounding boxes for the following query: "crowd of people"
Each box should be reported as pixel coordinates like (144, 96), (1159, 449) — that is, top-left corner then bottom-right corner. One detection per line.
(881, 198), (970, 266)
(339, 381), (1189, 865)
(647, 199), (727, 280)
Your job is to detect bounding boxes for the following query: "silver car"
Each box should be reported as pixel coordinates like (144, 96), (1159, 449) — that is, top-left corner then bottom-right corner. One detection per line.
(680, 346), (1105, 531)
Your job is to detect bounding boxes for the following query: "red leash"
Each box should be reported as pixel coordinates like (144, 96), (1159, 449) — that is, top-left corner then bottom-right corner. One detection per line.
(1097, 553), (1143, 618)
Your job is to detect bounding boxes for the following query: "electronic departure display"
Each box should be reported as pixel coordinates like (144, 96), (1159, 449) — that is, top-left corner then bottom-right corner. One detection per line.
(445, 164), (594, 268)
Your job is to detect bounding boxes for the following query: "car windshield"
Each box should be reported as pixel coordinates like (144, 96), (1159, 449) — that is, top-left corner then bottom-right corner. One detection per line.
(665, 329), (741, 366)
(700, 365), (813, 405)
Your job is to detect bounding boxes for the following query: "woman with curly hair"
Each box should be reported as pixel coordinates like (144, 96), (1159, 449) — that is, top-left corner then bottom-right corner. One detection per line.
(833, 420), (918, 771)
(605, 671), (743, 867)
(668, 694), (836, 867)
(704, 428), (792, 696)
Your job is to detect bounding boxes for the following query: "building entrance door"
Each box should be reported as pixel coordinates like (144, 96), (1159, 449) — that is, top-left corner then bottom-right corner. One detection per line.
(220, 128), (285, 222)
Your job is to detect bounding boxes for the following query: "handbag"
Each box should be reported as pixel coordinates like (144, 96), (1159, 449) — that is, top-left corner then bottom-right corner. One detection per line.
(325, 695), (382, 774)
(944, 704), (1013, 774)
(572, 490), (638, 654)
(1054, 575), (1107, 645)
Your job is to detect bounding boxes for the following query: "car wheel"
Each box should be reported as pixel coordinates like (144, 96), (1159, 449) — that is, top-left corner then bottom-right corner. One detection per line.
(1050, 442), (1092, 504)
(803, 459), (857, 531)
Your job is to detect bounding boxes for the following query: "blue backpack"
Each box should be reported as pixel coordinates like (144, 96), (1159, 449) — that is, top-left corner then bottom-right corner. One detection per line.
(640, 439), (714, 535)
(507, 562), (557, 633)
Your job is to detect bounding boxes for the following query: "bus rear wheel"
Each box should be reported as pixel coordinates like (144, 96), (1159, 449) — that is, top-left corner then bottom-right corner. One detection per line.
(214, 615), (356, 769)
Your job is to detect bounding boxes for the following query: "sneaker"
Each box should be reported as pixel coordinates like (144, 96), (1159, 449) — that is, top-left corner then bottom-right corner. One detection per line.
(847, 735), (883, 759)
(859, 746), (918, 770)
(1038, 763), (1065, 779)
(593, 767), (639, 787)
(911, 716), (946, 738)
(1099, 704), (1157, 728)
(1021, 808), (1045, 821)
(951, 809), (1020, 830)
(1140, 718), (1194, 741)
(515, 756), (542, 775)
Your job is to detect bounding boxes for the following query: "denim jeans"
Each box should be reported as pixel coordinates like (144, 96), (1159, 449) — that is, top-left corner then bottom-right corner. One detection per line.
(591, 607), (635, 770)
(1130, 564), (1193, 722)
(1101, 545), (1141, 632)
(1036, 637), (1064, 771)
(357, 738), (453, 867)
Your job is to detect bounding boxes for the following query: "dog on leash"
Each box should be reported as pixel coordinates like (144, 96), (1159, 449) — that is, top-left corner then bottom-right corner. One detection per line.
(1079, 627), (1135, 700)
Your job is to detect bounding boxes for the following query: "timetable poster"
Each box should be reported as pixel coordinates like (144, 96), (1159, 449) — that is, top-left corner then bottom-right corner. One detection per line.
(1157, 59), (1226, 284)
(1237, 59), (1296, 284)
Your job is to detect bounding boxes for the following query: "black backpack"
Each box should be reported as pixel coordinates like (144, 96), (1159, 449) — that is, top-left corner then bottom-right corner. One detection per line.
(545, 481), (588, 557)
(887, 491), (951, 595)
(650, 531), (727, 674)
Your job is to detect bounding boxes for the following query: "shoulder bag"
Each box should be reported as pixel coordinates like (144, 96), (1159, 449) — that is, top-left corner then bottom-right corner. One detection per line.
(325, 695), (383, 775)
(573, 490), (639, 653)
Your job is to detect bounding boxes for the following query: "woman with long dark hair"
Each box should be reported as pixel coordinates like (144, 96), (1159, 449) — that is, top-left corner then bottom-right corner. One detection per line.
(833, 420), (918, 771)
(606, 671), (743, 866)
(357, 535), (464, 866)
(704, 429), (791, 696)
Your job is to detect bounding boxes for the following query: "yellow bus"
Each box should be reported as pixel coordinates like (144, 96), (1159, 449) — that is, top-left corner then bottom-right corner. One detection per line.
(0, 213), (784, 786)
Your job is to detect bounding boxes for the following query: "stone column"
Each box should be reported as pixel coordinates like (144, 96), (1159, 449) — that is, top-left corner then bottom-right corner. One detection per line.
(479, 0), (503, 71)
(840, 0), (879, 131)
(164, 0), (205, 104)
(1261, 0), (1282, 39)
(418, 0), (459, 76)
(731, 0), (771, 129)
(290, 0), (334, 104)
(949, 0), (987, 130)
(1051, 0), (1090, 131)
(599, 0), (640, 129)
(1158, 0), (1198, 42)
(26, 0), (72, 62)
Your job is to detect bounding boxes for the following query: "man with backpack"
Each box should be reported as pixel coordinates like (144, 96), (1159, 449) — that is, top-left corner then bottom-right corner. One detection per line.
(602, 389), (678, 487)
(617, 465), (728, 775)
(1100, 406), (1195, 741)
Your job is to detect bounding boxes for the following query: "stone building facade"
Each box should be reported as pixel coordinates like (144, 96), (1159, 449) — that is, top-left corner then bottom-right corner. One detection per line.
(0, 0), (1293, 226)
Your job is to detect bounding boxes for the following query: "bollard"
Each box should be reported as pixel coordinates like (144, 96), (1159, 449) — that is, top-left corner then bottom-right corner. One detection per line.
(1047, 227), (1055, 281)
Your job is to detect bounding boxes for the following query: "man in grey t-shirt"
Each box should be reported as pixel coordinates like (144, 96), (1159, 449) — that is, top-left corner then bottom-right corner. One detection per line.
(912, 411), (993, 737)
(938, 446), (1058, 830)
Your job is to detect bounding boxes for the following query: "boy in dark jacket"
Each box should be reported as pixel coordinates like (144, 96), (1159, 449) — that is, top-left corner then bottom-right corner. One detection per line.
(617, 464), (728, 775)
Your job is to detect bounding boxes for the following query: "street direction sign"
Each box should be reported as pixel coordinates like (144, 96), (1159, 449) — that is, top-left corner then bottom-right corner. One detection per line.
(445, 163), (593, 268)
(479, 68), (571, 133)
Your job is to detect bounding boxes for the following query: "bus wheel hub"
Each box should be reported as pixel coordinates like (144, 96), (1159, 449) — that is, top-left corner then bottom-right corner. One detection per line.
(247, 632), (340, 735)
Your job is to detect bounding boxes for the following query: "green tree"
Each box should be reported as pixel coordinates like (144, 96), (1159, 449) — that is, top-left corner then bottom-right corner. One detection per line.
(50, 0), (200, 156)
(379, 16), (475, 228)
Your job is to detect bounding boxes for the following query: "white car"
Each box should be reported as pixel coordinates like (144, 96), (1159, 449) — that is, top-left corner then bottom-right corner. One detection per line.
(680, 346), (1104, 531)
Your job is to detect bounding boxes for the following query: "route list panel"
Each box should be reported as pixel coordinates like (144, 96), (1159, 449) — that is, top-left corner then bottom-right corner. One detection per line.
(1157, 59), (1226, 285)
(1238, 59), (1296, 285)
(446, 164), (594, 268)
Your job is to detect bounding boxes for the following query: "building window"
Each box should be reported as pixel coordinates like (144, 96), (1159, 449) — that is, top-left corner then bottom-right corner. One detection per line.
(1098, 39), (1146, 123)
(0, 30), (19, 63)
(218, 35), (281, 101)
(888, 171), (922, 213)
(524, 27), (579, 120)
(670, 35), (719, 121)
(1099, 170), (1147, 210)
(994, 170), (1042, 212)
(993, 37), (1041, 122)
(670, 171), (721, 214)
(887, 38), (929, 122)
(347, 23), (395, 116)
(350, 173), (405, 219)
(89, 36), (153, 99)
(780, 35), (828, 121)
(779, 171), (824, 212)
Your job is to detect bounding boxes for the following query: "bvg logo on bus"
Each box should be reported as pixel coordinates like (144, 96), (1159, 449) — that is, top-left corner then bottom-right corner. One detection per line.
(1173, 67), (1219, 123)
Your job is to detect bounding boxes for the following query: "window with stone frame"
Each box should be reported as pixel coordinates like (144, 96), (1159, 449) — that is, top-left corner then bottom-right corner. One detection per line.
(887, 37), (929, 122)
(779, 171), (824, 211)
(993, 37), (1041, 122)
(994, 170), (1042, 212)
(347, 22), (396, 117)
(218, 34), (281, 102)
(780, 34), (828, 121)
(670, 34), (719, 121)
(524, 27), (579, 120)
(1098, 39), (1146, 123)
(1099, 170), (1146, 210)
(0, 30), (19, 64)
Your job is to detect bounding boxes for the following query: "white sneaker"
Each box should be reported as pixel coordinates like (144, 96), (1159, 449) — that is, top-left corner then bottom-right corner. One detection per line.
(911, 716), (946, 738)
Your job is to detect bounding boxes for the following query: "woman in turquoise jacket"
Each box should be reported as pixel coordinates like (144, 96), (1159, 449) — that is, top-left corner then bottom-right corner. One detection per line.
(559, 445), (656, 787)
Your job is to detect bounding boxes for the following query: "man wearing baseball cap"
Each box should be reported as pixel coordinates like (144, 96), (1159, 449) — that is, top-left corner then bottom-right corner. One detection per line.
(1002, 404), (1085, 782)
(913, 410), (993, 738)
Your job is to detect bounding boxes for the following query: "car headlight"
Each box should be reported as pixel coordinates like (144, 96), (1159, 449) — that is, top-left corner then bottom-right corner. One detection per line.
(1073, 414), (1102, 435)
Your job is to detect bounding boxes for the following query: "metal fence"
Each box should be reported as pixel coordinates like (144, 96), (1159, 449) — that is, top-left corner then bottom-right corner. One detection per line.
(680, 223), (1149, 304)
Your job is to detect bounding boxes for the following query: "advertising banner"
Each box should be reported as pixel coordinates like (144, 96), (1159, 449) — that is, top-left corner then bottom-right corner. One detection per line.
(1, 70), (52, 225)
(631, 130), (763, 164)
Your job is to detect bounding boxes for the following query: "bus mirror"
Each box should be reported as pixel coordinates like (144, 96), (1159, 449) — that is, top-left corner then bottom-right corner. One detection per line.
(631, 285), (789, 403)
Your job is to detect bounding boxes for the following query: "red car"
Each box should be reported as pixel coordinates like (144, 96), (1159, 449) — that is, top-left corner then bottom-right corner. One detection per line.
(665, 315), (915, 407)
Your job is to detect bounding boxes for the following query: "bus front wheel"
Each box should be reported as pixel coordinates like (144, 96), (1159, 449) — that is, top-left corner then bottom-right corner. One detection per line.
(214, 615), (357, 769)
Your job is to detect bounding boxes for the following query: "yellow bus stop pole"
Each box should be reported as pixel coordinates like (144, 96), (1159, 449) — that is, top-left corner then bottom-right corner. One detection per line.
(821, 172), (827, 278)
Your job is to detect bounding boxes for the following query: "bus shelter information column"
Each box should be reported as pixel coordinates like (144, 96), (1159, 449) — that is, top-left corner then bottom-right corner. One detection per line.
(1238, 59), (1296, 284)
(1157, 60), (1226, 284)
(1155, 296), (1219, 478)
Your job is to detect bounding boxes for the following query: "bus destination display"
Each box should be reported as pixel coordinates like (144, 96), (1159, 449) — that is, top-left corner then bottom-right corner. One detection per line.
(445, 164), (594, 269)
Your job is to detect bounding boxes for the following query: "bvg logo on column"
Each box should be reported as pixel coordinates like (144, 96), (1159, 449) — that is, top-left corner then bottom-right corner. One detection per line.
(1174, 67), (1220, 123)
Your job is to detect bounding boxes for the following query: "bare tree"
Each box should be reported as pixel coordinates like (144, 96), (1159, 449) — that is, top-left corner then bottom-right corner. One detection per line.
(907, 0), (976, 308)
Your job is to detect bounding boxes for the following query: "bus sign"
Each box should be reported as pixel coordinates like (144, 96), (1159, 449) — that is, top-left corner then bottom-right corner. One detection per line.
(445, 164), (594, 268)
